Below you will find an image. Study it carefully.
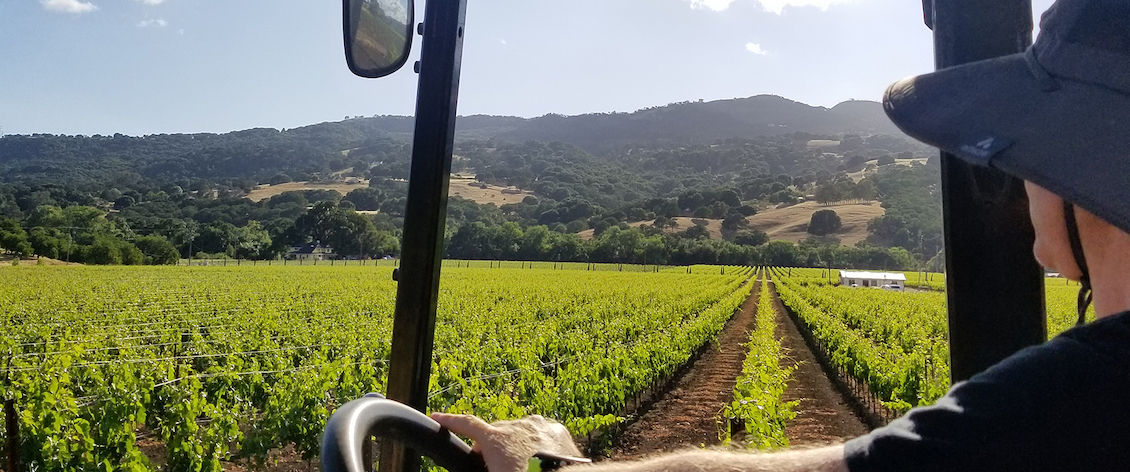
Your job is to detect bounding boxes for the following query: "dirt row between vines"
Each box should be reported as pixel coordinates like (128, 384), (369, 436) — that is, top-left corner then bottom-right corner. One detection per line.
(608, 274), (868, 460)
(768, 278), (871, 444)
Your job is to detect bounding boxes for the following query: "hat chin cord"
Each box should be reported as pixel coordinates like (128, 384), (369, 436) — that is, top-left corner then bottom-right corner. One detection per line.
(1064, 201), (1094, 325)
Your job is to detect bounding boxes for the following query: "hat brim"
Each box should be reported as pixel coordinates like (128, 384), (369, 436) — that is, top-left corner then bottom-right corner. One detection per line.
(884, 53), (1130, 234)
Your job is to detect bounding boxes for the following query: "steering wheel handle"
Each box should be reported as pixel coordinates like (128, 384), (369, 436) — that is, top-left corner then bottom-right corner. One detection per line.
(321, 395), (488, 472)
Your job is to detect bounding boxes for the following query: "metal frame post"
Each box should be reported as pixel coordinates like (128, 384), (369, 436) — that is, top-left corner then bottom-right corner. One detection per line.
(379, 0), (468, 471)
(928, 0), (1047, 382)
(4, 359), (18, 472)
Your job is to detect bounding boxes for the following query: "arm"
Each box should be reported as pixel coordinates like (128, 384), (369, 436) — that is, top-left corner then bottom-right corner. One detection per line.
(431, 413), (848, 472)
(561, 446), (847, 472)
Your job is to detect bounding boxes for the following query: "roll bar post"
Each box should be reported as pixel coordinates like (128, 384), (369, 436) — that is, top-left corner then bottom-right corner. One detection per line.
(381, 0), (468, 471)
(926, 0), (1047, 383)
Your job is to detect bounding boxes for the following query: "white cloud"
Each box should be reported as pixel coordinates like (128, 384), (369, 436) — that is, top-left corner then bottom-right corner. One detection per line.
(137, 18), (168, 28)
(687, 0), (736, 11)
(746, 42), (768, 55)
(500, 39), (508, 45)
(756, 0), (853, 14)
(686, 0), (853, 13)
(133, 0), (164, 4)
(40, 0), (98, 14)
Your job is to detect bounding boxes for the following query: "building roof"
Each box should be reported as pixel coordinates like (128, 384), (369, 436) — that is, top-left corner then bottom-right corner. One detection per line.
(290, 242), (333, 255)
(838, 270), (907, 282)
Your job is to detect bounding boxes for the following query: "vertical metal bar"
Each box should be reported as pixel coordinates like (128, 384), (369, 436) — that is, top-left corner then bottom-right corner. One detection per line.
(930, 0), (1046, 382)
(4, 360), (17, 472)
(380, 0), (468, 471)
(5, 398), (17, 472)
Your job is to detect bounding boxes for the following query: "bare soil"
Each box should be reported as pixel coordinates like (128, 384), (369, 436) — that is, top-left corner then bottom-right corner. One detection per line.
(844, 158), (932, 183)
(767, 279), (871, 445)
(747, 201), (884, 247)
(608, 274), (869, 460)
(447, 179), (535, 206)
(610, 279), (761, 459)
(246, 178), (533, 208)
(577, 217), (725, 241)
(246, 181), (371, 202)
(0, 255), (79, 266)
(578, 201), (881, 246)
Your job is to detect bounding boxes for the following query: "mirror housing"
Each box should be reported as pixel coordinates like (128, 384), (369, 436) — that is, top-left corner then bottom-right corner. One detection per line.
(343, 0), (414, 78)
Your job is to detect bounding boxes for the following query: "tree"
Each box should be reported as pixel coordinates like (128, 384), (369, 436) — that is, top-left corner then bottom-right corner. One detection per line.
(733, 230), (769, 246)
(851, 180), (877, 201)
(592, 220), (612, 237)
(877, 154), (896, 166)
(0, 217), (33, 257)
(764, 240), (801, 266)
(808, 209), (842, 236)
(565, 220), (588, 233)
(233, 221), (274, 259)
(134, 235), (180, 265)
(114, 195), (137, 210)
(734, 205), (758, 217)
(86, 236), (123, 265)
(682, 225), (711, 240)
(840, 134), (864, 151)
(721, 213), (749, 231)
(343, 188), (382, 211)
(120, 242), (145, 265)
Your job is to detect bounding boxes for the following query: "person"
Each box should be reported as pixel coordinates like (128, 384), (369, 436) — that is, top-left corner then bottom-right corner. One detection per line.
(433, 0), (1130, 470)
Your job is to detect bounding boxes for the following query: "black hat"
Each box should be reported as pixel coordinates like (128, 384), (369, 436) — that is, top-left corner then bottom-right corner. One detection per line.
(883, 0), (1130, 233)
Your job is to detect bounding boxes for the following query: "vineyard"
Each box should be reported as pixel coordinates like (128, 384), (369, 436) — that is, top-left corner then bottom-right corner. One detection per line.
(769, 267), (1092, 417)
(0, 264), (753, 471)
(719, 274), (795, 449)
(1, 262), (1096, 471)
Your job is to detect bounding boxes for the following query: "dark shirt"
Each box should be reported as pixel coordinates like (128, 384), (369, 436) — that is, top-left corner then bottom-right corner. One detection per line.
(845, 311), (1130, 472)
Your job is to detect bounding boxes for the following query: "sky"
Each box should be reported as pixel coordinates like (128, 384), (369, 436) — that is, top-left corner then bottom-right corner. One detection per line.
(0, 0), (1054, 136)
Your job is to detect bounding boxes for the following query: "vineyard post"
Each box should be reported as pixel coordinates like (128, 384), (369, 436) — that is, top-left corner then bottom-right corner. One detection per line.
(4, 354), (19, 472)
(3, 397), (16, 472)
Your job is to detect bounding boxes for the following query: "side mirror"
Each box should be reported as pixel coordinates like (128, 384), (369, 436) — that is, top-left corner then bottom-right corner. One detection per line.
(343, 0), (414, 78)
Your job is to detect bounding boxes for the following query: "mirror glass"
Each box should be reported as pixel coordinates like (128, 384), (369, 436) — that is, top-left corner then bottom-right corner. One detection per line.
(344, 0), (414, 78)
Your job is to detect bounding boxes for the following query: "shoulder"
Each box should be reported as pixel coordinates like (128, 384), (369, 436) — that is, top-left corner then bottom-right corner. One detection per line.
(845, 311), (1130, 472)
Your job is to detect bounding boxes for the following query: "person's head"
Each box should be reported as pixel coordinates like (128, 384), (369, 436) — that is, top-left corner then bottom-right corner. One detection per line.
(882, 0), (1130, 317)
(1024, 182), (1130, 279)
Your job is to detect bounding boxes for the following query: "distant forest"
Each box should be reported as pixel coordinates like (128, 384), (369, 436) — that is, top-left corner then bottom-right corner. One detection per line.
(0, 95), (942, 269)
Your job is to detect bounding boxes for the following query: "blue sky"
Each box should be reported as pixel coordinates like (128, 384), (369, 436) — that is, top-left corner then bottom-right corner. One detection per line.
(0, 0), (1054, 136)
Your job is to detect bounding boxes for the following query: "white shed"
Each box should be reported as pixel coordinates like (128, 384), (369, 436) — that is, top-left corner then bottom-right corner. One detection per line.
(839, 270), (906, 291)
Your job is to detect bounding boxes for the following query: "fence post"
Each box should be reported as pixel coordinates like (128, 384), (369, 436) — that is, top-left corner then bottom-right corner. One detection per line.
(5, 355), (19, 472)
(4, 397), (17, 472)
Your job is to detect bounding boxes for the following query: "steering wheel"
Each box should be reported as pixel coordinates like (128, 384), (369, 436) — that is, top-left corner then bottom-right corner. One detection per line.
(321, 393), (488, 472)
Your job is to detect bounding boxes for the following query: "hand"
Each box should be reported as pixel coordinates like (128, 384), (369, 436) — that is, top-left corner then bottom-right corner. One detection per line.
(431, 413), (582, 472)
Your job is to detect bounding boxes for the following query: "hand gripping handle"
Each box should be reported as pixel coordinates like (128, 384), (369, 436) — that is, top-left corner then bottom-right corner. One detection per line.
(321, 395), (488, 472)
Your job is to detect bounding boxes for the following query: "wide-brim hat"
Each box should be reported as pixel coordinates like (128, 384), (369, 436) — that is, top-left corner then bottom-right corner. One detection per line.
(883, 0), (1130, 234)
